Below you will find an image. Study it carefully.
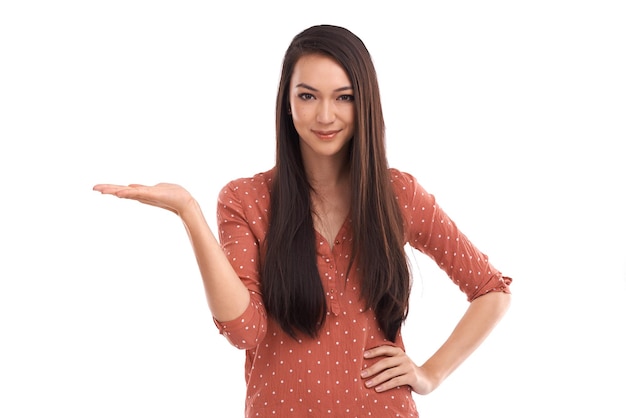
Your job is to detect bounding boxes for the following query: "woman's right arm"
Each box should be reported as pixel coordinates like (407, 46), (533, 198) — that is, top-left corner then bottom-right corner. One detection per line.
(93, 183), (250, 322)
(179, 197), (250, 321)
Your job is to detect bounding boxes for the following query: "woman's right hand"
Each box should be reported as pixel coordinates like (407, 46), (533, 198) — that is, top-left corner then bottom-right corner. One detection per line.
(93, 183), (196, 217)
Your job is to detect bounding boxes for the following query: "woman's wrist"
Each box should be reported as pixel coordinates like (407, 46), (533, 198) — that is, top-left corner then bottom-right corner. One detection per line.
(178, 197), (203, 224)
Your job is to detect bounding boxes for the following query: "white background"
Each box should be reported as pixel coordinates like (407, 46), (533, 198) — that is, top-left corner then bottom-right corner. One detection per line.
(1, 1), (625, 417)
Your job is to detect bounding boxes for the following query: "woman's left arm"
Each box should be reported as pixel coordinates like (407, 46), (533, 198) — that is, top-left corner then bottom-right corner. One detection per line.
(361, 291), (510, 394)
(365, 170), (512, 393)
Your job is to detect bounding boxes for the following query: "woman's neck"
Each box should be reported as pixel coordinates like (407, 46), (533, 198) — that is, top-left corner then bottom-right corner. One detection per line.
(303, 156), (350, 193)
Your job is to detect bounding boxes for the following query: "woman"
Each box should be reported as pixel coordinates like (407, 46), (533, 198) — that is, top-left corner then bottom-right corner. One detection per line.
(94, 24), (512, 417)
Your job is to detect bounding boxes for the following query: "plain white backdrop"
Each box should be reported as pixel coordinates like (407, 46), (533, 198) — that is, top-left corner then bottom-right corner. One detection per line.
(1, 1), (624, 417)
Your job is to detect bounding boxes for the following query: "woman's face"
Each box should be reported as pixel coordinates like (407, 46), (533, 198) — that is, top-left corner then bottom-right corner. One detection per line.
(289, 54), (355, 163)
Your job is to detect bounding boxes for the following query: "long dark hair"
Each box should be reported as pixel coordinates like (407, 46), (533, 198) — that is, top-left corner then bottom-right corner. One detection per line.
(262, 25), (410, 342)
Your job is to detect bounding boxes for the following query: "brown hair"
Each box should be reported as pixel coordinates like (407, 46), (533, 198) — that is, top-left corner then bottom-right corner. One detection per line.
(262, 24), (410, 342)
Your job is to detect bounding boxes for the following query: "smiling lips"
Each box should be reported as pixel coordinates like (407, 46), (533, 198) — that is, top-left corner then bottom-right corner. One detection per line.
(312, 129), (341, 140)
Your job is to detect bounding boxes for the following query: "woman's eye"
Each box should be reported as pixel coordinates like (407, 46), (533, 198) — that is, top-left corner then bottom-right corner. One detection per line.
(299, 93), (315, 100)
(338, 94), (355, 102)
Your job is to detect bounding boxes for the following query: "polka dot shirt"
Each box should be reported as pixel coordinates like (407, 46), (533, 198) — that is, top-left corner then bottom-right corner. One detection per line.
(214, 168), (512, 417)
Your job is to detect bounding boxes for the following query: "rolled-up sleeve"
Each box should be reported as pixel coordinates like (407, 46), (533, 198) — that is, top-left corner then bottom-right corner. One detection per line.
(391, 169), (512, 301)
(213, 179), (268, 349)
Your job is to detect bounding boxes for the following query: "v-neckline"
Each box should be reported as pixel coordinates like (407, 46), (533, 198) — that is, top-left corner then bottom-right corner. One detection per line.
(314, 215), (350, 251)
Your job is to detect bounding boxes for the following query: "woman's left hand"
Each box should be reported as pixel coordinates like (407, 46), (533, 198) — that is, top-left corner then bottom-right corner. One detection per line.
(361, 345), (436, 395)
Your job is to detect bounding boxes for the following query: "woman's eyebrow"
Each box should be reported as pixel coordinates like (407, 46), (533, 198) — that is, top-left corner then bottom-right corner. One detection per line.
(295, 82), (353, 92)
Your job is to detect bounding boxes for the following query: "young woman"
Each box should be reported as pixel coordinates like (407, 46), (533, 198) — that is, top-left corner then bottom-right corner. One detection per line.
(94, 24), (512, 417)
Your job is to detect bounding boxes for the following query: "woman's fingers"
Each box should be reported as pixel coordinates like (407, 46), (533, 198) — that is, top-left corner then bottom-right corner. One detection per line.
(93, 184), (126, 194)
(361, 345), (419, 392)
(93, 183), (193, 215)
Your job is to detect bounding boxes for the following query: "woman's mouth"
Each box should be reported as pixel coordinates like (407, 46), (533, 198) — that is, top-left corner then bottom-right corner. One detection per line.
(313, 130), (340, 140)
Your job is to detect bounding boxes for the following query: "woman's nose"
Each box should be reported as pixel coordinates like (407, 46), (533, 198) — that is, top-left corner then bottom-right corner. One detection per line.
(316, 101), (335, 124)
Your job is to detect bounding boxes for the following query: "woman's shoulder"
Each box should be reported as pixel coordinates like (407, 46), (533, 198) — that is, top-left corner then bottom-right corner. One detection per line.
(388, 167), (418, 188)
(225, 167), (275, 188)
(219, 167), (275, 201)
(388, 167), (434, 203)
(216, 169), (274, 231)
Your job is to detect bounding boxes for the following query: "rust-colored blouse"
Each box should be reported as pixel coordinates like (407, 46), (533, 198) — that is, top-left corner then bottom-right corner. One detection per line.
(214, 168), (511, 417)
